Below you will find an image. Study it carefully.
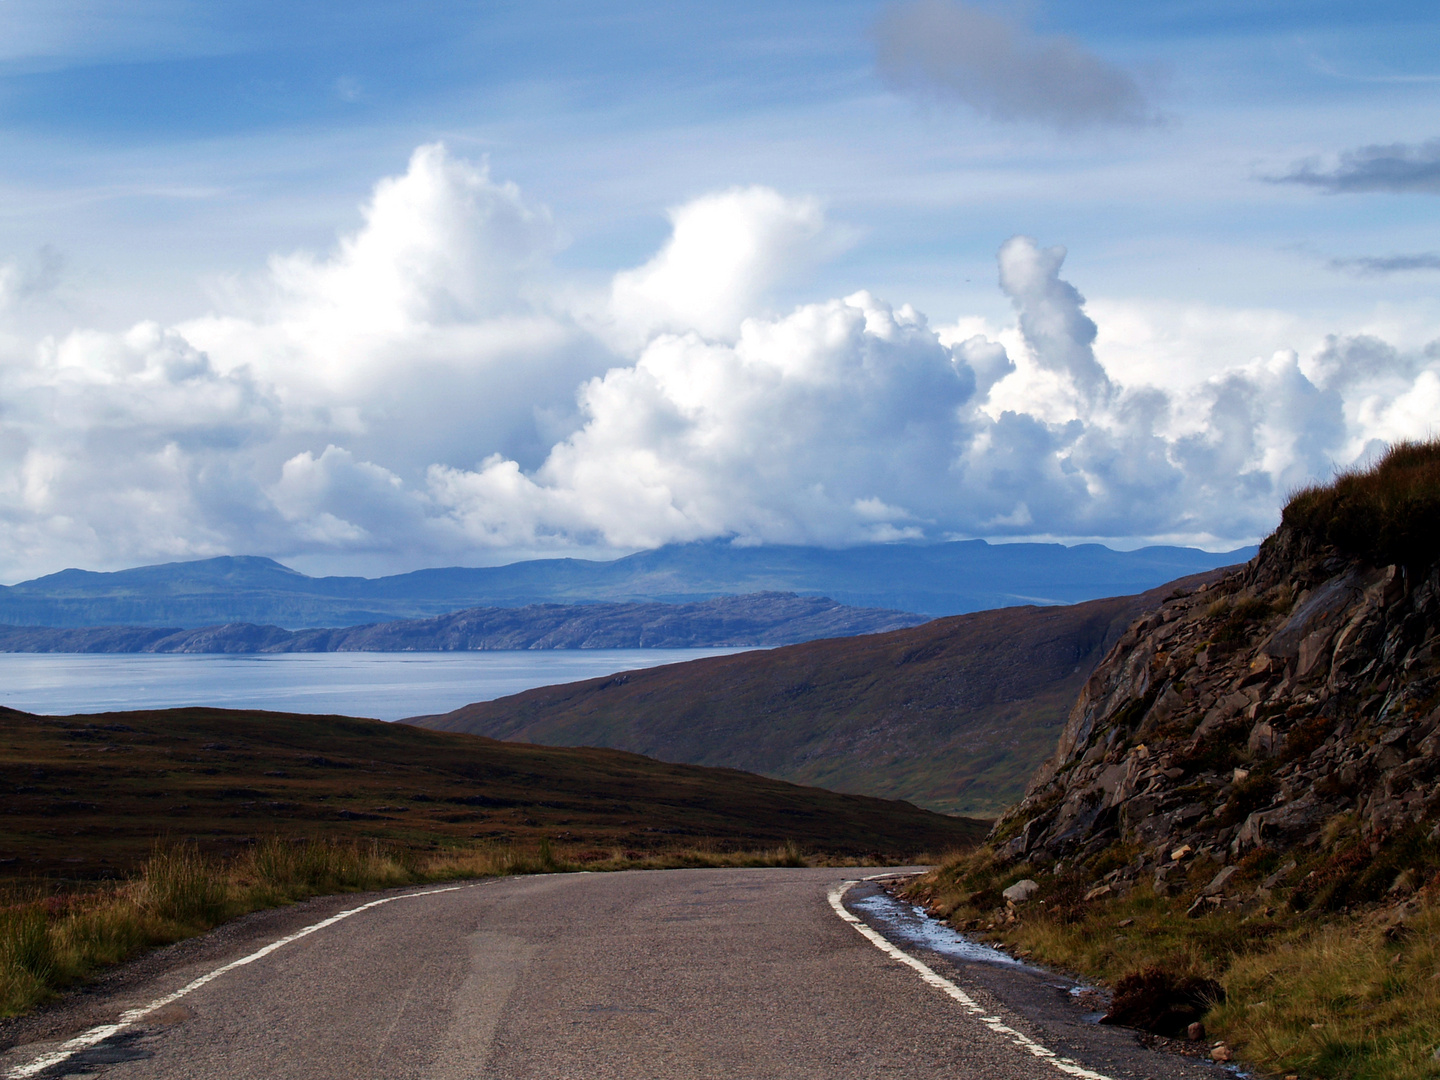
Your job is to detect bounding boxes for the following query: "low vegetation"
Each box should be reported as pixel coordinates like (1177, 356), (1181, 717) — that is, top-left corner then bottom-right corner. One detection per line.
(1283, 437), (1440, 571)
(905, 848), (1440, 1080)
(0, 704), (984, 879)
(0, 836), (823, 1018)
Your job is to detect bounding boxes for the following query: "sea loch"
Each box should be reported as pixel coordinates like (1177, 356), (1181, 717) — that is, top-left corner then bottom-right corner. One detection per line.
(0, 649), (749, 721)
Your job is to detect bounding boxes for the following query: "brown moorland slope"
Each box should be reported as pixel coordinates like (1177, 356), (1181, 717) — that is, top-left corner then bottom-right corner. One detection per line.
(0, 706), (986, 880)
(410, 571), (1231, 816)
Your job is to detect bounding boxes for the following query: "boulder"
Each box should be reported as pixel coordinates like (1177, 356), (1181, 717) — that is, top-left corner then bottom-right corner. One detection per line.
(1001, 879), (1040, 904)
(1202, 865), (1238, 896)
(1248, 720), (1277, 756)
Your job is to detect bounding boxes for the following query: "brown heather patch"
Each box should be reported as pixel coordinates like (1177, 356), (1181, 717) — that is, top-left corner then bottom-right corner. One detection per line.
(413, 574), (1231, 817)
(1283, 437), (1440, 571)
(0, 704), (983, 881)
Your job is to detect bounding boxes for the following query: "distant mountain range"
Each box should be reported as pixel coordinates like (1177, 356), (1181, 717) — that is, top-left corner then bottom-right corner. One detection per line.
(409, 570), (1228, 816)
(0, 593), (925, 652)
(0, 540), (1254, 628)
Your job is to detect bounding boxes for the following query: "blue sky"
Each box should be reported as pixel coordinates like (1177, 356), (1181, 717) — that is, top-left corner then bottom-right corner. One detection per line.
(0, 0), (1436, 578)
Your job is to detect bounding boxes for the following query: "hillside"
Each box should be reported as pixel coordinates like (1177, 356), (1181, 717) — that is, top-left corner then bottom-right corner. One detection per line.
(409, 571), (1231, 816)
(904, 440), (1440, 1080)
(0, 593), (925, 653)
(0, 705), (986, 879)
(0, 539), (1253, 628)
(988, 440), (1440, 891)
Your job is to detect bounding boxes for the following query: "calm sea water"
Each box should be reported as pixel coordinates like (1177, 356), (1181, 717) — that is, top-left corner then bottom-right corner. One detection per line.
(0, 649), (752, 721)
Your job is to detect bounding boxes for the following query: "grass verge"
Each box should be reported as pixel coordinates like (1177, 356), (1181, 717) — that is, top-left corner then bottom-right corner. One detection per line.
(904, 849), (1440, 1080)
(1, 835), (835, 1018)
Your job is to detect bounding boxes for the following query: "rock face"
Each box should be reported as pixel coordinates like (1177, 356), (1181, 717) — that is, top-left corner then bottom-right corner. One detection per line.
(990, 518), (1440, 898)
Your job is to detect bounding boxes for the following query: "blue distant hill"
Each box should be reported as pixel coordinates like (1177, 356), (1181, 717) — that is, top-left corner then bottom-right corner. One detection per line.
(0, 539), (1256, 629)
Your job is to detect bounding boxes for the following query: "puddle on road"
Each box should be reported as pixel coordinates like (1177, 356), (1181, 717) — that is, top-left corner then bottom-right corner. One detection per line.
(849, 890), (1125, 1029)
(848, 891), (1022, 967)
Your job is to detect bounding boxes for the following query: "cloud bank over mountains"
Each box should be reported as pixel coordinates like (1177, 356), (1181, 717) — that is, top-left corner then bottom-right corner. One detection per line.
(0, 143), (1435, 579)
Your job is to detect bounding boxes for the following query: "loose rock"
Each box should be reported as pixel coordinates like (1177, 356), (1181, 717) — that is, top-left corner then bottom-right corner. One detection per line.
(1001, 879), (1040, 904)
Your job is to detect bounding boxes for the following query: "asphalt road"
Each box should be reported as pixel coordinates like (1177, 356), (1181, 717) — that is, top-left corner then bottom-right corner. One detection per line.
(1, 868), (1224, 1080)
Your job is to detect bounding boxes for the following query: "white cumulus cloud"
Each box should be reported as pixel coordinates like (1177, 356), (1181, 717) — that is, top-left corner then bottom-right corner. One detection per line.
(609, 186), (832, 344)
(0, 144), (1434, 580)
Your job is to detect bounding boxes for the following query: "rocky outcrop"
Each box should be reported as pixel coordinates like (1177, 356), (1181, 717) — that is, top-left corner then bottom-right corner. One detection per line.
(990, 520), (1440, 903)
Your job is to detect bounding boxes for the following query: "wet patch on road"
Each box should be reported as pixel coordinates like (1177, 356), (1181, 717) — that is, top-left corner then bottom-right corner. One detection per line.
(849, 891), (1028, 968)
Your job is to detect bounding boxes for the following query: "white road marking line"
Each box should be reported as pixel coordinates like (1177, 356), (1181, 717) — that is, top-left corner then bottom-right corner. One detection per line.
(828, 883), (1116, 1080)
(6, 883), (474, 1079)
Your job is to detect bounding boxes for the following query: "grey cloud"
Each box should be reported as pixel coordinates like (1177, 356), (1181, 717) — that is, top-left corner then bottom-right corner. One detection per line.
(1305, 334), (1419, 392)
(1331, 253), (1440, 275)
(1276, 138), (1440, 194)
(873, 0), (1156, 129)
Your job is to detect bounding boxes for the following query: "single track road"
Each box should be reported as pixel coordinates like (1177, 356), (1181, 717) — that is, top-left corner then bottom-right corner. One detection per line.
(0, 868), (1223, 1079)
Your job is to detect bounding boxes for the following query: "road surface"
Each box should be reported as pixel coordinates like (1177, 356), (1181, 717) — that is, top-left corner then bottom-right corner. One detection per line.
(0, 868), (1221, 1079)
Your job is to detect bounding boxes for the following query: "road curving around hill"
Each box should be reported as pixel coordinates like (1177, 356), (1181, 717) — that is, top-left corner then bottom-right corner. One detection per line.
(0, 868), (1223, 1080)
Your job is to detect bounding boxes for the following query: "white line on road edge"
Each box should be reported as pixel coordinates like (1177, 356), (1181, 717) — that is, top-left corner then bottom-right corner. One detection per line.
(6, 883), (473, 1079)
(827, 883), (1115, 1080)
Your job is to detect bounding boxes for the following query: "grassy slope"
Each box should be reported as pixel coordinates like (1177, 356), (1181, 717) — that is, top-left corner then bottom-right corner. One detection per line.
(0, 706), (985, 880)
(412, 575), (1228, 817)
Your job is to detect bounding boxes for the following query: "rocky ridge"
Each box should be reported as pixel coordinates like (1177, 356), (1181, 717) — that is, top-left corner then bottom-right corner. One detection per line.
(990, 512), (1440, 912)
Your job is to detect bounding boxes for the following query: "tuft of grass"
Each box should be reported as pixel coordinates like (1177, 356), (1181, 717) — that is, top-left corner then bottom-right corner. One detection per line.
(0, 834), (839, 1019)
(137, 843), (229, 926)
(1283, 437), (1440, 570)
(0, 906), (56, 1009)
(243, 837), (410, 901)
